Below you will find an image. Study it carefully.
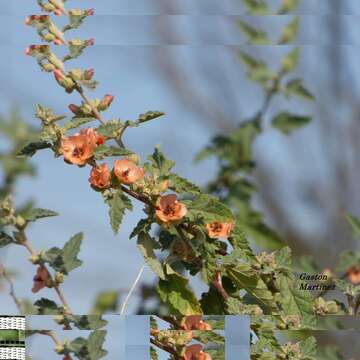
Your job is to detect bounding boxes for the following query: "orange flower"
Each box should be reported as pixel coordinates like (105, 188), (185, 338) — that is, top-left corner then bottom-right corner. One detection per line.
(206, 221), (234, 238)
(182, 316), (212, 331)
(155, 194), (187, 223)
(346, 265), (360, 285)
(32, 266), (50, 293)
(61, 128), (104, 166)
(184, 344), (212, 360)
(113, 159), (145, 184)
(89, 164), (111, 189)
(63, 356), (72, 360)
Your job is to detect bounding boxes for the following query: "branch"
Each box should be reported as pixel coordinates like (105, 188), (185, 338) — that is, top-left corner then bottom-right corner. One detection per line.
(212, 270), (229, 301)
(150, 338), (181, 359)
(18, 230), (73, 314)
(0, 264), (23, 314)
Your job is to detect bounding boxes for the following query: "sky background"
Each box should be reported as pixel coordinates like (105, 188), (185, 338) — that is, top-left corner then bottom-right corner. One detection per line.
(1, 0), (360, 358)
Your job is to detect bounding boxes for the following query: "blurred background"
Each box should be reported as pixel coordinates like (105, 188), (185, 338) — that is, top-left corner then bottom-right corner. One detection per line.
(1, 0), (360, 358)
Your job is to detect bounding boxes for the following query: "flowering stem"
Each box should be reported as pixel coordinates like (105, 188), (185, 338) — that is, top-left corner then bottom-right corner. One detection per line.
(120, 265), (145, 315)
(120, 185), (155, 208)
(150, 338), (181, 359)
(213, 270), (229, 301)
(18, 230), (73, 314)
(0, 264), (23, 314)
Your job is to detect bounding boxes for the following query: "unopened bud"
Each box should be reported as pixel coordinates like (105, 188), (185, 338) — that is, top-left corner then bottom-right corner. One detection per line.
(54, 8), (62, 16)
(53, 38), (63, 46)
(54, 69), (63, 82)
(87, 8), (95, 16)
(68, 104), (80, 114)
(83, 68), (95, 80)
(55, 272), (65, 285)
(86, 38), (95, 46)
(98, 94), (114, 111)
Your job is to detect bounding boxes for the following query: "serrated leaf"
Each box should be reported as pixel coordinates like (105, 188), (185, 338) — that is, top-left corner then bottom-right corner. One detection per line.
(97, 121), (123, 139)
(276, 273), (314, 317)
(94, 145), (133, 160)
(62, 117), (95, 132)
(62, 232), (83, 274)
(69, 315), (108, 330)
(22, 208), (59, 222)
(225, 264), (276, 311)
(157, 273), (203, 315)
(284, 78), (315, 101)
(34, 298), (62, 315)
(186, 194), (234, 223)
(0, 232), (14, 248)
(137, 111), (165, 124)
(87, 330), (108, 360)
(130, 218), (152, 239)
(137, 232), (165, 279)
(148, 147), (175, 176)
(168, 173), (201, 195)
(17, 141), (52, 157)
(106, 191), (133, 234)
(272, 112), (311, 134)
(299, 336), (317, 360)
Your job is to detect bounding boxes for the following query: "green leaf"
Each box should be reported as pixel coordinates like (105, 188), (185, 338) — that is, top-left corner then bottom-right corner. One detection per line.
(43, 233), (83, 275)
(228, 224), (255, 260)
(272, 112), (311, 134)
(275, 273), (314, 317)
(168, 173), (201, 195)
(106, 191), (133, 234)
(157, 273), (203, 315)
(97, 120), (123, 139)
(148, 147), (175, 176)
(238, 20), (269, 44)
(284, 79), (315, 101)
(17, 141), (52, 157)
(225, 264), (276, 311)
(62, 117), (95, 132)
(299, 336), (317, 360)
(186, 194), (234, 223)
(137, 111), (165, 124)
(22, 208), (59, 222)
(282, 47), (300, 72)
(34, 298), (62, 315)
(137, 232), (166, 280)
(87, 330), (108, 360)
(62, 232), (83, 274)
(346, 214), (360, 237)
(68, 315), (108, 330)
(0, 232), (14, 248)
(130, 218), (152, 239)
(278, 17), (299, 44)
(93, 145), (133, 160)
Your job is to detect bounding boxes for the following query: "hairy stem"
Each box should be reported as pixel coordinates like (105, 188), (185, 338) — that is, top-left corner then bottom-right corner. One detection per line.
(0, 264), (23, 314)
(150, 338), (181, 359)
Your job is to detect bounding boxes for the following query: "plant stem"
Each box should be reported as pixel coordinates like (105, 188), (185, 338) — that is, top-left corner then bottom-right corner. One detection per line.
(19, 231), (73, 314)
(150, 338), (181, 359)
(0, 264), (23, 314)
(213, 270), (229, 301)
(120, 265), (145, 315)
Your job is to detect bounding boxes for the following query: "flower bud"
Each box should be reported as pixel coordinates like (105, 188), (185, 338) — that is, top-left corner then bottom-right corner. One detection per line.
(53, 38), (63, 46)
(83, 68), (95, 80)
(87, 8), (95, 16)
(54, 69), (63, 82)
(55, 272), (65, 285)
(86, 38), (95, 46)
(98, 94), (114, 111)
(54, 8), (62, 16)
(68, 104), (80, 114)
(55, 344), (65, 354)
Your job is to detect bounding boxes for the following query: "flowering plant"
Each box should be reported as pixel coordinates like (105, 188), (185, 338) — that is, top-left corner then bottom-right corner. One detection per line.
(0, 0), (359, 359)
